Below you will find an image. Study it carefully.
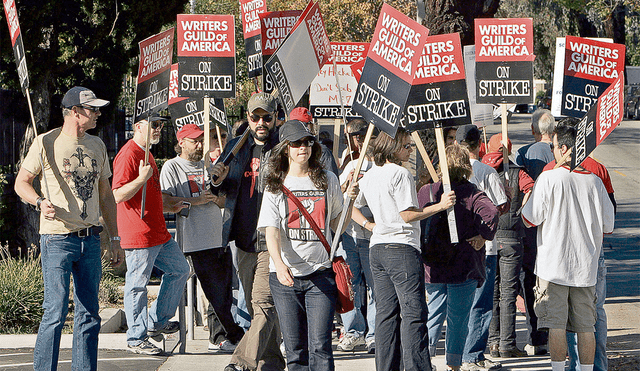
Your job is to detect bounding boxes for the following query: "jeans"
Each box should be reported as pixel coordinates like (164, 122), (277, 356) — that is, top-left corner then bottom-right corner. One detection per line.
(34, 233), (102, 371)
(270, 269), (337, 371)
(463, 254), (497, 363)
(340, 234), (376, 341)
(370, 243), (433, 371)
(187, 247), (244, 344)
(521, 227), (548, 347)
(489, 238), (524, 351)
(124, 238), (190, 346)
(426, 279), (477, 367)
(567, 254), (608, 371)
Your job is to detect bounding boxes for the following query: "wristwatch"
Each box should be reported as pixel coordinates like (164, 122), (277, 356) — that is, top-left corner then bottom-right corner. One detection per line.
(35, 197), (45, 211)
(362, 220), (369, 230)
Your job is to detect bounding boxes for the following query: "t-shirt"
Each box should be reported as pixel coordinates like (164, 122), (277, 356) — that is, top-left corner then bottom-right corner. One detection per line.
(339, 158), (374, 240)
(521, 167), (615, 287)
(514, 141), (554, 181)
(160, 156), (223, 253)
(230, 144), (263, 250)
(355, 163), (421, 250)
(470, 159), (508, 255)
(112, 139), (171, 249)
(258, 172), (342, 277)
(542, 157), (614, 194)
(21, 128), (111, 234)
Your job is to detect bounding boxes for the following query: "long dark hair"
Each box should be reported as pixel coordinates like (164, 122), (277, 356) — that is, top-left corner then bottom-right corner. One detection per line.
(370, 127), (410, 166)
(264, 139), (328, 193)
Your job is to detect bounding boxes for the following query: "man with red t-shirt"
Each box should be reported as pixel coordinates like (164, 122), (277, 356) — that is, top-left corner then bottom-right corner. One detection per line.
(112, 117), (190, 355)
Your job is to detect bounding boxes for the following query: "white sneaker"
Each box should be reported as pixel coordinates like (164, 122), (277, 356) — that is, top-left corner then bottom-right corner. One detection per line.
(209, 340), (237, 353)
(524, 343), (548, 356)
(337, 334), (365, 351)
(365, 338), (375, 354)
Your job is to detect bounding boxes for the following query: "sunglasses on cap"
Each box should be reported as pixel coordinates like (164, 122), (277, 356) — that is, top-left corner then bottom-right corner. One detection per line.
(250, 113), (273, 123)
(289, 138), (315, 148)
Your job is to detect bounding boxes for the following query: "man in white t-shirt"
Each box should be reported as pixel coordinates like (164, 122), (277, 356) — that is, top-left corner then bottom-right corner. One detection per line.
(456, 125), (508, 371)
(521, 124), (614, 371)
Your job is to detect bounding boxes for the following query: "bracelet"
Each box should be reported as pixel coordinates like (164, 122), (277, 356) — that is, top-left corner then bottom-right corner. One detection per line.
(110, 236), (121, 241)
(362, 220), (369, 229)
(35, 197), (45, 211)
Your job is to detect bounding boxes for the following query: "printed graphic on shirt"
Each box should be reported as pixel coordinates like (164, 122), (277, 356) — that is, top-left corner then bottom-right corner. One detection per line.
(187, 172), (204, 197)
(61, 147), (99, 220)
(245, 157), (261, 198)
(285, 190), (326, 241)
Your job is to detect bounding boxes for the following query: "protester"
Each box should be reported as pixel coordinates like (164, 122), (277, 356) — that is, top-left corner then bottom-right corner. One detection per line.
(336, 118), (376, 353)
(444, 127), (457, 146)
(159, 124), (244, 352)
(339, 120), (363, 168)
(421, 143), (500, 371)
(258, 120), (357, 371)
(541, 118), (616, 371)
(513, 109), (555, 356)
(14, 87), (123, 370)
(352, 127), (455, 371)
(209, 128), (228, 163)
(482, 134), (534, 358)
(211, 92), (285, 371)
(112, 116), (190, 355)
(456, 124), (508, 371)
(289, 106), (339, 176)
(521, 124), (615, 371)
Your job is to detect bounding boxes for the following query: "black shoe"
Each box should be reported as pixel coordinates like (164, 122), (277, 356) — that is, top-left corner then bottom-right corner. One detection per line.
(224, 365), (244, 371)
(147, 321), (180, 338)
(499, 347), (528, 358)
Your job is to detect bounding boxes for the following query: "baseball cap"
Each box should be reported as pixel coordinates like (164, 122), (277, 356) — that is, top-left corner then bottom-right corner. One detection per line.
(247, 92), (277, 113)
(61, 86), (110, 108)
(455, 124), (481, 145)
(290, 107), (313, 123)
(488, 133), (512, 154)
(177, 124), (204, 141)
(279, 120), (314, 143)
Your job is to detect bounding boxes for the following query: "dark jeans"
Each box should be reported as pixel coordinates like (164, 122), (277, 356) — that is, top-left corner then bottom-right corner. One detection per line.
(489, 238), (524, 351)
(462, 255), (496, 363)
(186, 248), (244, 344)
(270, 269), (337, 371)
(370, 243), (432, 371)
(520, 228), (548, 346)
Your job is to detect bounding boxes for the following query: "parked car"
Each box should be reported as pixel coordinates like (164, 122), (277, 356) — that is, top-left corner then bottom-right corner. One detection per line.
(624, 85), (640, 120)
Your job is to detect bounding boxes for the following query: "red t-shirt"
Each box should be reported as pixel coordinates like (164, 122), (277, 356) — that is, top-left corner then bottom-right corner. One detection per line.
(542, 157), (614, 194)
(112, 140), (171, 249)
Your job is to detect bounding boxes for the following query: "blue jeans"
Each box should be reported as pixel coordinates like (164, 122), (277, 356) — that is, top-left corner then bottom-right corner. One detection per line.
(34, 233), (102, 371)
(463, 254), (497, 363)
(426, 279), (477, 367)
(370, 243), (432, 371)
(567, 254), (608, 371)
(270, 269), (337, 371)
(124, 238), (190, 346)
(340, 234), (376, 341)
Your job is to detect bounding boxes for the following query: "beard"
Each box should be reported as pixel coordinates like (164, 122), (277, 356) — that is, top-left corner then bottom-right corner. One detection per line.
(187, 149), (203, 162)
(149, 136), (160, 145)
(250, 124), (272, 142)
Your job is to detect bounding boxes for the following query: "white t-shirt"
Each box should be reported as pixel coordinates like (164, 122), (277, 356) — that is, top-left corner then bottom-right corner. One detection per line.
(470, 159), (508, 255)
(355, 163), (420, 250)
(521, 167), (614, 287)
(340, 158), (374, 240)
(258, 171), (342, 277)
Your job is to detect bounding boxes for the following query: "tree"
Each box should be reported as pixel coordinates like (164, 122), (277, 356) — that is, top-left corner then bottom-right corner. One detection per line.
(423, 0), (501, 45)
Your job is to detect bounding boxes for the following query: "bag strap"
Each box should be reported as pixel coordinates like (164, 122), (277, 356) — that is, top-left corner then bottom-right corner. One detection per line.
(282, 185), (331, 255)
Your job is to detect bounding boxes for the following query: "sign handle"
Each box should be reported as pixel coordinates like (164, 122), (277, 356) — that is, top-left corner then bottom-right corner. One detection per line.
(140, 113), (152, 219)
(553, 148), (572, 169)
(435, 127), (459, 244)
(25, 89), (50, 200)
(500, 104), (510, 181)
(333, 118), (342, 164)
(333, 57), (349, 164)
(411, 131), (438, 183)
(330, 124), (375, 260)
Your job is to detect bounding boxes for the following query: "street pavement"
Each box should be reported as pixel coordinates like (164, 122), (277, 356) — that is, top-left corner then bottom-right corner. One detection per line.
(0, 114), (637, 370)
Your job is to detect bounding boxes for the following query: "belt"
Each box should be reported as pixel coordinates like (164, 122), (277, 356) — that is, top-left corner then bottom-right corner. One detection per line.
(71, 226), (103, 238)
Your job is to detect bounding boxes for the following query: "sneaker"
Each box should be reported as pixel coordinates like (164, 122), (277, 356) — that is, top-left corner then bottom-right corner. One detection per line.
(336, 334), (365, 351)
(524, 343), (548, 356)
(489, 344), (500, 358)
(499, 347), (528, 358)
(209, 339), (236, 353)
(461, 359), (502, 371)
(127, 340), (163, 355)
(147, 321), (180, 338)
(366, 338), (375, 354)
(224, 364), (245, 371)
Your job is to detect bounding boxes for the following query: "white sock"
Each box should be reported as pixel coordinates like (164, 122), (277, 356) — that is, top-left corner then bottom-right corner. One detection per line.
(551, 361), (565, 371)
(580, 364), (594, 371)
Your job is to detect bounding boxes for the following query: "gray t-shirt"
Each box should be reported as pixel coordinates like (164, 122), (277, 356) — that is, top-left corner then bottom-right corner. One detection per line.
(160, 156), (223, 252)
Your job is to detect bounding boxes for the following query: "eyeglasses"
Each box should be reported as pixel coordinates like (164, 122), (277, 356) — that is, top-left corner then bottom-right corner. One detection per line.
(149, 121), (164, 130)
(402, 143), (413, 149)
(289, 138), (315, 148)
(250, 113), (273, 123)
(183, 138), (204, 145)
(80, 106), (100, 113)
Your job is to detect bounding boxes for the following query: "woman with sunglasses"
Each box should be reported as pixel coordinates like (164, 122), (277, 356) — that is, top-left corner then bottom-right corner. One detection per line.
(257, 120), (357, 371)
(351, 127), (455, 371)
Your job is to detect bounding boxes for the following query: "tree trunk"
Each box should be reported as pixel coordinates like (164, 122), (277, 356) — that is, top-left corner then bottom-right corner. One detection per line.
(424, 0), (501, 45)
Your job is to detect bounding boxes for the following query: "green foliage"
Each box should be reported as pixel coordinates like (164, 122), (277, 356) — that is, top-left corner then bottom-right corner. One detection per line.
(0, 246), (44, 334)
(99, 257), (121, 306)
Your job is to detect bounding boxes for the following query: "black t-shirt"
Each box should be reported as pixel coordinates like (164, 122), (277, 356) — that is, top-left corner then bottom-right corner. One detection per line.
(230, 144), (264, 251)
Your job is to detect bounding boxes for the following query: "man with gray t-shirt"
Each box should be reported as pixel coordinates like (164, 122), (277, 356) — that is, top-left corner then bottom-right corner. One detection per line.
(160, 124), (244, 352)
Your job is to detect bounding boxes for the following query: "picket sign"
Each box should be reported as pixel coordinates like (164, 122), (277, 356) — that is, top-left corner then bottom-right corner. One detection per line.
(434, 128), (459, 243)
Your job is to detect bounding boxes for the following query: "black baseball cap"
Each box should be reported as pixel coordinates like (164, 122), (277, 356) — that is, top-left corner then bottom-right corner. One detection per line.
(455, 124), (481, 144)
(61, 86), (110, 108)
(279, 120), (314, 142)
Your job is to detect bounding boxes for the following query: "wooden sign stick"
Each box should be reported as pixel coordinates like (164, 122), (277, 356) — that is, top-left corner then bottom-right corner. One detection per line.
(410, 131), (438, 183)
(25, 89), (50, 200)
(140, 114), (152, 219)
(333, 118), (342, 164)
(435, 127), (459, 243)
(501, 104), (510, 181)
(553, 148), (572, 169)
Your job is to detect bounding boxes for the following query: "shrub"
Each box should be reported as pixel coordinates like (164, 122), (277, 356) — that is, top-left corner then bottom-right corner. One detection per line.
(99, 258), (121, 306)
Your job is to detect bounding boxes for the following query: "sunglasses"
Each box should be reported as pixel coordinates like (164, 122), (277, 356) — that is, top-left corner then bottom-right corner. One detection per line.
(250, 114), (273, 123)
(149, 121), (164, 130)
(80, 106), (100, 113)
(289, 138), (315, 148)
